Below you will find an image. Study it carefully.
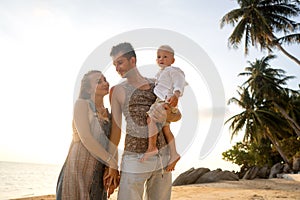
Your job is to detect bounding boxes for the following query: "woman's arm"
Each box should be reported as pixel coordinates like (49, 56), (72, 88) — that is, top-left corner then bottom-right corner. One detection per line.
(74, 99), (117, 168)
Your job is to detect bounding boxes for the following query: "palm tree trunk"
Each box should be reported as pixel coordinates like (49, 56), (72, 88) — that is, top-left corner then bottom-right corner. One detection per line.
(273, 102), (300, 137)
(276, 43), (300, 66)
(266, 128), (290, 165)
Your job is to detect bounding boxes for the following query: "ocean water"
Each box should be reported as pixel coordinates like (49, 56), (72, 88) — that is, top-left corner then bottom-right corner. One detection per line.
(0, 161), (62, 200)
(0, 161), (183, 200)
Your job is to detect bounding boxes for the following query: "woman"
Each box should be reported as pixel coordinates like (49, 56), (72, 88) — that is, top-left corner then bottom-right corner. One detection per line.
(56, 70), (118, 200)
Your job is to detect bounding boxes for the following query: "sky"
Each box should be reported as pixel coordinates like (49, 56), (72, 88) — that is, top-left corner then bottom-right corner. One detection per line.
(0, 0), (299, 174)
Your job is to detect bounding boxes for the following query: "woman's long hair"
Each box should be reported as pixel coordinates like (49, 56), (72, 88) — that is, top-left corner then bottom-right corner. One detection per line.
(78, 70), (102, 99)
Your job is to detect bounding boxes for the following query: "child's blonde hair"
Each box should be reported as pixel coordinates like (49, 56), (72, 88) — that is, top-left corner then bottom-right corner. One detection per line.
(158, 45), (174, 56)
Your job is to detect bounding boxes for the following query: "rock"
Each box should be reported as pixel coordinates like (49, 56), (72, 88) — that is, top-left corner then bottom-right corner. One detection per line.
(257, 166), (270, 179)
(172, 167), (210, 186)
(292, 156), (300, 172)
(269, 163), (284, 178)
(195, 169), (238, 183)
(243, 166), (260, 180)
(195, 169), (222, 183)
(172, 167), (195, 186)
(283, 163), (292, 173)
(219, 170), (239, 181)
(237, 166), (248, 179)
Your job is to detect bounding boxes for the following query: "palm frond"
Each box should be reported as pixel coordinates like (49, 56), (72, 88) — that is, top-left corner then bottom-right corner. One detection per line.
(220, 8), (245, 28)
(275, 33), (300, 44)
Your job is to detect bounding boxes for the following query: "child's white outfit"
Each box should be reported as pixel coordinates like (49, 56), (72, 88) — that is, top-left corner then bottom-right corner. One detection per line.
(148, 66), (187, 122)
(154, 66), (187, 101)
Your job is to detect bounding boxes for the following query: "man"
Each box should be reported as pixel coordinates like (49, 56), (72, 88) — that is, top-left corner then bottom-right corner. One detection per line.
(105, 42), (180, 200)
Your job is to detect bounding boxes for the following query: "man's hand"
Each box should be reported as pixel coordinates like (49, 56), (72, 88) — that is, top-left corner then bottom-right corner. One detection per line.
(148, 103), (167, 124)
(163, 103), (181, 122)
(107, 184), (116, 198)
(149, 102), (181, 124)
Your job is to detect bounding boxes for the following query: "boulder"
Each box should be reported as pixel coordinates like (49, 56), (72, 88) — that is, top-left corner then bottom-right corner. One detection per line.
(242, 166), (260, 180)
(195, 169), (222, 183)
(219, 170), (239, 181)
(283, 163), (292, 173)
(237, 166), (248, 179)
(269, 163), (284, 178)
(195, 169), (238, 183)
(172, 167), (210, 186)
(257, 166), (270, 179)
(292, 156), (300, 172)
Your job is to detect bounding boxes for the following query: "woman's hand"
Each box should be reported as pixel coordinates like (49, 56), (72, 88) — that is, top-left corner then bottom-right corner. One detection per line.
(104, 167), (120, 198)
(104, 167), (120, 188)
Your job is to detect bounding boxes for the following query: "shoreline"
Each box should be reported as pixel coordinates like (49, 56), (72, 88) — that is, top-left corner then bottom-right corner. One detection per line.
(11, 178), (300, 200)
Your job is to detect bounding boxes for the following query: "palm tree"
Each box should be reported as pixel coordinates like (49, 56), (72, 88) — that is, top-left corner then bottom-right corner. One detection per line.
(239, 54), (300, 136)
(226, 87), (290, 163)
(286, 90), (300, 128)
(226, 87), (257, 142)
(226, 55), (300, 165)
(220, 0), (300, 65)
(275, 88), (300, 137)
(239, 55), (295, 99)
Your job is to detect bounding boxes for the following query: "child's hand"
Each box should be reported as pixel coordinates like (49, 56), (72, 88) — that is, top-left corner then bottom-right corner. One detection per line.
(168, 95), (178, 107)
(168, 91), (180, 107)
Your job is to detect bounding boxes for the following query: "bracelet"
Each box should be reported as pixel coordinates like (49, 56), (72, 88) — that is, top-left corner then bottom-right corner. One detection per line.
(106, 154), (112, 163)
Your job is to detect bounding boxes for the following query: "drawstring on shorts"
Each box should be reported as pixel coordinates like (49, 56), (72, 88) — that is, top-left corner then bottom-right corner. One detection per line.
(158, 153), (164, 178)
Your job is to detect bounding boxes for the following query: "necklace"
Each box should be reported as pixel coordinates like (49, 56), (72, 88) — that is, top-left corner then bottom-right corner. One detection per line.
(97, 107), (106, 116)
(96, 106), (109, 122)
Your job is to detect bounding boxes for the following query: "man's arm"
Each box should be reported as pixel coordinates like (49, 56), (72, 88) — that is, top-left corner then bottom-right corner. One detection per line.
(108, 86), (122, 160)
(104, 85), (124, 187)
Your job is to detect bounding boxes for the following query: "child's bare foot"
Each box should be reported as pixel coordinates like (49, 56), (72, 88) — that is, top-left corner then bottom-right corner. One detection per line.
(140, 147), (158, 162)
(166, 153), (180, 172)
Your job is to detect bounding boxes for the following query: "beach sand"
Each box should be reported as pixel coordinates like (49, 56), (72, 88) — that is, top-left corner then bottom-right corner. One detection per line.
(11, 179), (300, 200)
